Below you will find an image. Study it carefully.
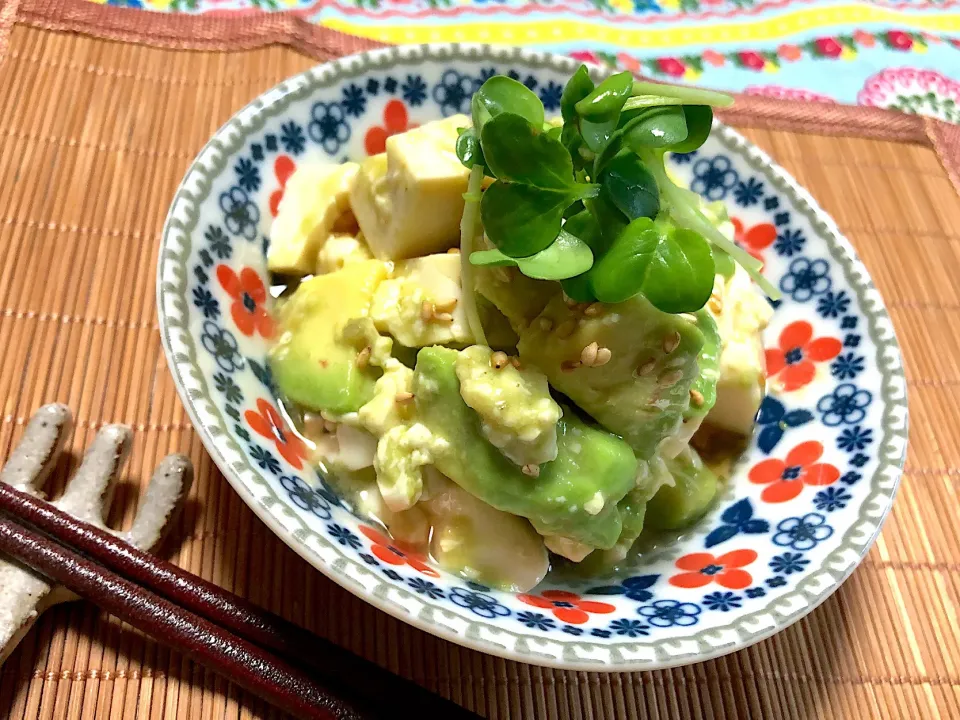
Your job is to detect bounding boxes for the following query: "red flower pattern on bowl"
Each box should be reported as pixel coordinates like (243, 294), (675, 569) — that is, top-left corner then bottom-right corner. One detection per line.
(217, 265), (275, 339)
(268, 155), (297, 218)
(731, 217), (776, 263)
(765, 320), (841, 392)
(359, 526), (440, 577)
(518, 590), (616, 624)
(245, 397), (309, 470)
(669, 550), (758, 590)
(749, 441), (840, 503)
(365, 100), (416, 156)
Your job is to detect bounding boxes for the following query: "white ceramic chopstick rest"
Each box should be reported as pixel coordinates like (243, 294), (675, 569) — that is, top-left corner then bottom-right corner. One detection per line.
(0, 404), (191, 665)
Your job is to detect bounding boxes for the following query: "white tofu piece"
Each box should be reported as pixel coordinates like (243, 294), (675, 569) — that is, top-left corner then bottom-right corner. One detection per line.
(349, 116), (471, 260)
(707, 265), (774, 435)
(315, 232), (373, 274)
(370, 253), (474, 347)
(268, 162), (358, 276)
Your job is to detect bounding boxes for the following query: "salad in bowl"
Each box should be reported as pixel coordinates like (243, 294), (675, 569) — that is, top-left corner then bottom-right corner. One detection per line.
(159, 44), (905, 669)
(266, 69), (774, 592)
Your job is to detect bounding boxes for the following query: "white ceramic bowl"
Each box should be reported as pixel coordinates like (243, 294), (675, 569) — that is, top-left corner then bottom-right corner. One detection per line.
(158, 44), (907, 670)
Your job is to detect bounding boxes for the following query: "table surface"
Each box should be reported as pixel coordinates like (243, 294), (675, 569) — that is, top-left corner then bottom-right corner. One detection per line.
(1, 21), (960, 720)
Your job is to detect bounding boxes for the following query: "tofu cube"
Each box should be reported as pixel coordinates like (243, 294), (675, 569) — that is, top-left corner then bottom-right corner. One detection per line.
(370, 253), (473, 347)
(350, 116), (471, 260)
(267, 162), (358, 276)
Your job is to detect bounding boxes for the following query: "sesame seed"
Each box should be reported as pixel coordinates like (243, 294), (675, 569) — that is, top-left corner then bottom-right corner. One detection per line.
(709, 295), (723, 314)
(690, 389), (704, 406)
(580, 341), (599, 366)
(491, 351), (509, 369)
(537, 317), (554, 332)
(394, 392), (415, 404)
(420, 300), (435, 322)
(510, 356), (523, 370)
(663, 331), (681, 354)
(521, 464), (541, 478)
(433, 312), (455, 325)
(564, 295), (579, 308)
(323, 419), (338, 433)
(561, 360), (582, 373)
(434, 298), (458, 314)
(355, 346), (371, 369)
(637, 359), (656, 376)
(583, 302), (602, 317)
(659, 369), (684, 387)
(447, 247), (460, 254)
(594, 347), (612, 367)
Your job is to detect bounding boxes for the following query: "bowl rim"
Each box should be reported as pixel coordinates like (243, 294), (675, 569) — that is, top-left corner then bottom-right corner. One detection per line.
(157, 42), (908, 671)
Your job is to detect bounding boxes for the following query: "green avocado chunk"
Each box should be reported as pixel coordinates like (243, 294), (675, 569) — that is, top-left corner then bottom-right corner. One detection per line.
(517, 293), (705, 460)
(414, 346), (638, 549)
(686, 309), (721, 420)
(474, 265), (557, 333)
(269, 260), (387, 415)
(646, 447), (719, 530)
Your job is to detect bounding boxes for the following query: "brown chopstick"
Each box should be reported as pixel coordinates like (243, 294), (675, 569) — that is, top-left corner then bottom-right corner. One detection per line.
(0, 513), (363, 719)
(0, 482), (478, 719)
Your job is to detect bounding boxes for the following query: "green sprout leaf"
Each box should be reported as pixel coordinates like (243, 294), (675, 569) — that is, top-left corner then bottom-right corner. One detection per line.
(480, 182), (578, 258)
(670, 105), (713, 154)
(590, 218), (715, 312)
(469, 249), (517, 267)
(481, 113), (577, 188)
(712, 246), (736, 279)
(599, 153), (660, 221)
(471, 75), (545, 131)
(575, 71), (633, 121)
(561, 272), (597, 302)
(579, 116), (619, 153)
(563, 208), (606, 252)
(470, 229), (594, 281)
(623, 106), (689, 152)
(455, 127), (486, 169)
(454, 69), (774, 309)
(478, 114), (598, 259)
(561, 65), (595, 122)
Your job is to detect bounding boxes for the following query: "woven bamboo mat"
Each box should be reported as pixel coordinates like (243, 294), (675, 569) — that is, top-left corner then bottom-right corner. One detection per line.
(1, 23), (960, 720)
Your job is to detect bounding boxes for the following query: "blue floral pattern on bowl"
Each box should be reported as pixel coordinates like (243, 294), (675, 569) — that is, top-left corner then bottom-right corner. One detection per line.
(158, 45), (907, 671)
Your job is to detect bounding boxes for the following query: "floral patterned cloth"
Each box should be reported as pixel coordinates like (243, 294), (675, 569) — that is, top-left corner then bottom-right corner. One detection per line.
(90, 0), (960, 121)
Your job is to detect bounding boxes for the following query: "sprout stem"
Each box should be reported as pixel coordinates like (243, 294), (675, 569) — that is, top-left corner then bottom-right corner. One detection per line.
(460, 164), (488, 345)
(622, 95), (684, 111)
(630, 81), (734, 108)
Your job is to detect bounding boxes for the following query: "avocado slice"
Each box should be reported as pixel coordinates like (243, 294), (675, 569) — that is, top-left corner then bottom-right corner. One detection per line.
(269, 260), (388, 415)
(474, 265), (557, 333)
(414, 346), (637, 549)
(646, 447), (719, 530)
(687, 309), (721, 420)
(573, 454), (675, 570)
(517, 293), (705, 460)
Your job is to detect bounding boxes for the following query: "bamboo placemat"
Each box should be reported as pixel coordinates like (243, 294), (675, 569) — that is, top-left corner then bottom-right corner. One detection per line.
(1, 23), (960, 720)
